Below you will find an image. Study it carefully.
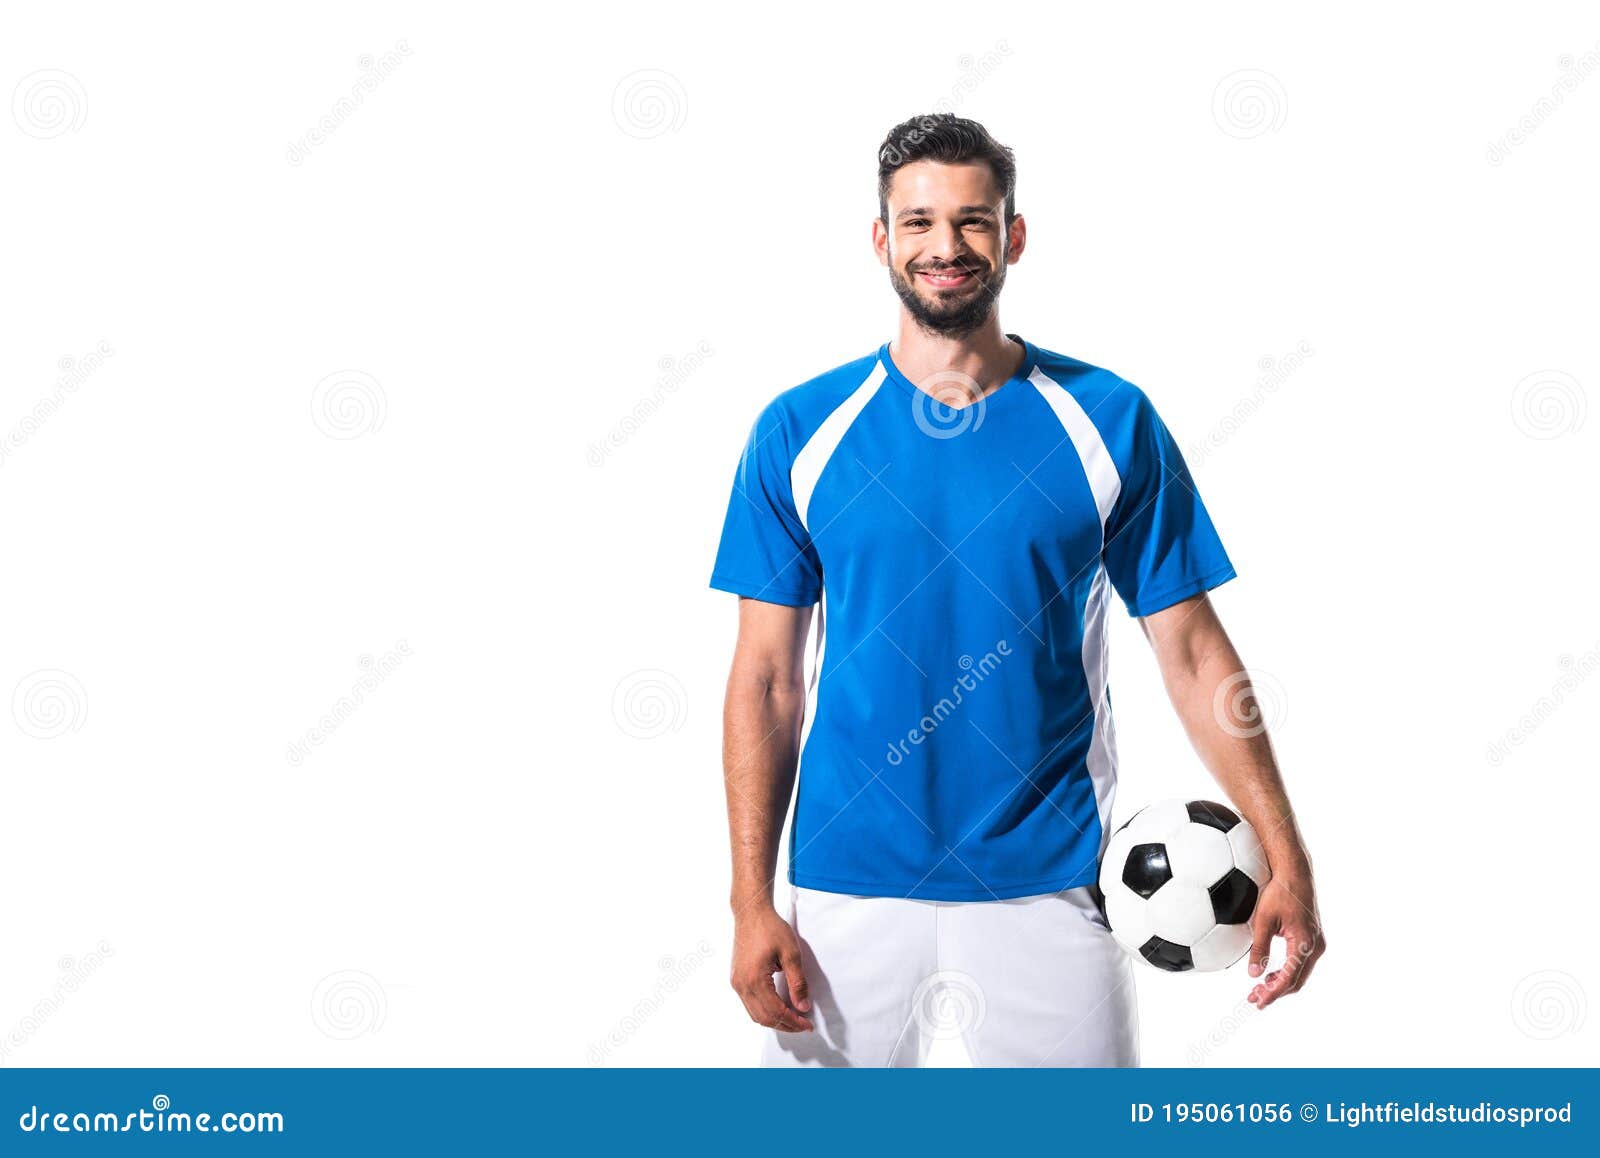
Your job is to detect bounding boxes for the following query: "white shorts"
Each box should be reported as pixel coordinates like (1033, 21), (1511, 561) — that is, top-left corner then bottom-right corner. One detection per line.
(761, 885), (1140, 1068)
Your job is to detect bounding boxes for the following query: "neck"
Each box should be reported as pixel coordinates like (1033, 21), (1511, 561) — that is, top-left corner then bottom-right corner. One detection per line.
(889, 315), (1024, 399)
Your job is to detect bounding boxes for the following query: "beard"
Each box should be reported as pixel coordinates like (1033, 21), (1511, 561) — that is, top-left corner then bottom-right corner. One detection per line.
(888, 256), (1007, 339)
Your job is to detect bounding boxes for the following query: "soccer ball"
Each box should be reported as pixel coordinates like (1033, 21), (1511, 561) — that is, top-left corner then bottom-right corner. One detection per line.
(1098, 799), (1271, 973)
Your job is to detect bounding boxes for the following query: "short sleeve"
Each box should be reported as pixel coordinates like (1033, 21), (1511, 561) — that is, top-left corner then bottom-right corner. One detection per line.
(1100, 394), (1237, 617)
(708, 406), (823, 607)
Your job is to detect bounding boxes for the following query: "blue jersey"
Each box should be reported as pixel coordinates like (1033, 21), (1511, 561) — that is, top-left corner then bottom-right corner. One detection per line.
(709, 335), (1237, 901)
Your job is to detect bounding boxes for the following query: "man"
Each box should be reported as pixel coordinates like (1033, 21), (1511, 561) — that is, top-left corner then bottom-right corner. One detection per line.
(708, 113), (1324, 1067)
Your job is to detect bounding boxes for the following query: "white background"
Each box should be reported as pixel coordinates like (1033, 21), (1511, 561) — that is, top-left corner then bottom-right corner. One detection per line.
(2, 1), (1596, 1068)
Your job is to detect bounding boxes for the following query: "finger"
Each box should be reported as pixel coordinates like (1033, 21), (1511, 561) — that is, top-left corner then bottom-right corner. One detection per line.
(779, 946), (812, 1014)
(1257, 968), (1292, 1007)
(747, 977), (813, 1033)
(1247, 950), (1294, 1008)
(1284, 936), (1325, 995)
(740, 987), (808, 1032)
(733, 976), (798, 1031)
(1253, 951), (1305, 1008)
(1246, 912), (1276, 978)
(1284, 962), (1313, 996)
(1273, 933), (1307, 991)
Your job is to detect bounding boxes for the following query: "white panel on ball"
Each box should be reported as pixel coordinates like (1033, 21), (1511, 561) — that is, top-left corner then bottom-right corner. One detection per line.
(1145, 880), (1215, 945)
(1190, 921), (1253, 972)
(1165, 823), (1235, 883)
(1125, 798), (1189, 843)
(1227, 823), (1271, 886)
(1103, 889), (1150, 953)
(1101, 826), (1137, 884)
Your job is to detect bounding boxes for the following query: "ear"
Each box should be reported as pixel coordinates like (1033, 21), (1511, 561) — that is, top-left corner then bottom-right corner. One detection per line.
(1005, 213), (1027, 264)
(871, 217), (891, 267)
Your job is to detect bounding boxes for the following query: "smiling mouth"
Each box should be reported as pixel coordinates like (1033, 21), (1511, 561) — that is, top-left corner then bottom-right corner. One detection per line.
(916, 267), (980, 289)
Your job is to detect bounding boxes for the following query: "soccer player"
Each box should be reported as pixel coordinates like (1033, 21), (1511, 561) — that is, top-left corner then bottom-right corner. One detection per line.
(709, 114), (1325, 1067)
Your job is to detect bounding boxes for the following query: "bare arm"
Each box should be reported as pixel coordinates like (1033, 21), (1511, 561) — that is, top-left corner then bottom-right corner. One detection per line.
(1138, 592), (1327, 1009)
(722, 596), (815, 1032)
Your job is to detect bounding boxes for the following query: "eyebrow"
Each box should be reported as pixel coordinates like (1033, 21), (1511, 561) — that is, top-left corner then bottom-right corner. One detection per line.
(895, 204), (1000, 220)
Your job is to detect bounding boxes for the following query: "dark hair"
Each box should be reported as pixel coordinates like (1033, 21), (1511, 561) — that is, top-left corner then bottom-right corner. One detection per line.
(877, 113), (1016, 225)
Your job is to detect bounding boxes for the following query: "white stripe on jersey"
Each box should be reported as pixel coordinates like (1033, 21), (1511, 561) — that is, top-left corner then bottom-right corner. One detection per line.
(790, 361), (886, 530)
(1028, 366), (1123, 537)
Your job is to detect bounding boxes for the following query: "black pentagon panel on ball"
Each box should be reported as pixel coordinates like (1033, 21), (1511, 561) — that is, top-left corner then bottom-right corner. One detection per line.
(1209, 867), (1259, 925)
(1186, 799), (1241, 832)
(1122, 843), (1172, 899)
(1139, 935), (1194, 972)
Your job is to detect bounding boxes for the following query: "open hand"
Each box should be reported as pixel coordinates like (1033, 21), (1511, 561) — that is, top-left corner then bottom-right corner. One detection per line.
(1246, 867), (1326, 1009)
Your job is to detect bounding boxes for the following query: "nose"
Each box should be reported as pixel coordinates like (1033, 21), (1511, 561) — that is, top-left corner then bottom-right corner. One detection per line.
(929, 220), (967, 260)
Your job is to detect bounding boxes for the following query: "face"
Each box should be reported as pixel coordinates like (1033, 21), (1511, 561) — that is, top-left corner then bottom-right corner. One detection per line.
(874, 159), (1024, 338)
